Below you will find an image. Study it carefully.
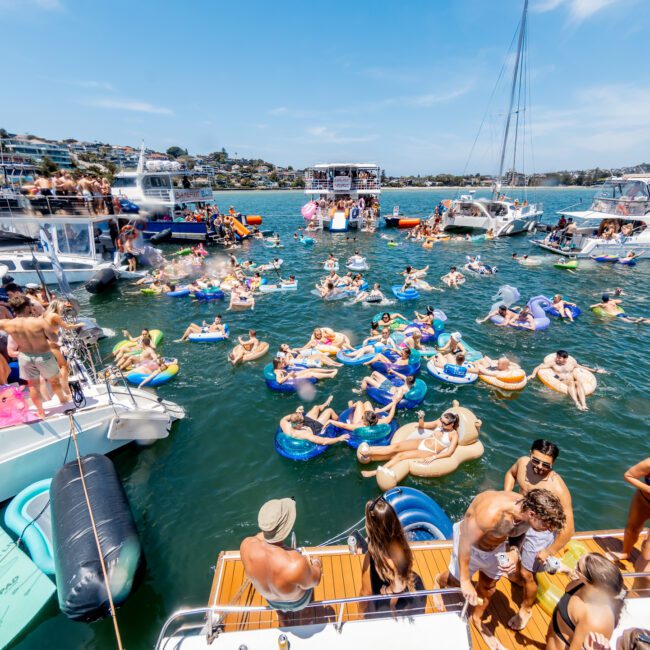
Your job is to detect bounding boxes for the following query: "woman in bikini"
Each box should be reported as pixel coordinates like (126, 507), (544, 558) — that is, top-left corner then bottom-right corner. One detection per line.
(358, 411), (459, 479)
(545, 553), (625, 650)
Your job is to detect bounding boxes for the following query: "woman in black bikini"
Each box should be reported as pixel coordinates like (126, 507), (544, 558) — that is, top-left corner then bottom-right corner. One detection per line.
(358, 495), (425, 617)
(546, 553), (625, 650)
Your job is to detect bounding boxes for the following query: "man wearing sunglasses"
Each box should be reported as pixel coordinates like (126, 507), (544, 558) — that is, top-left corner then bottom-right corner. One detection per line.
(503, 439), (575, 631)
(240, 498), (322, 622)
(434, 488), (565, 650)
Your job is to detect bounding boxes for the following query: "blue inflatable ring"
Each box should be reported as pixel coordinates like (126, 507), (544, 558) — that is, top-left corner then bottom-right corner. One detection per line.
(188, 324), (229, 342)
(126, 358), (179, 386)
(370, 349), (421, 376)
(391, 285), (420, 301)
(334, 407), (398, 449)
(263, 363), (317, 392)
(543, 304), (581, 319)
(195, 289), (225, 301)
(336, 346), (376, 366)
(274, 425), (337, 461)
(367, 377), (427, 409)
(167, 287), (190, 297)
(384, 486), (453, 541)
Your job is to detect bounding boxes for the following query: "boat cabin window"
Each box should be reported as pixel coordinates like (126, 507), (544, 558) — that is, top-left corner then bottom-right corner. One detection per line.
(143, 175), (171, 189)
(112, 177), (137, 188)
(21, 259), (53, 271)
(0, 259), (16, 270)
(52, 223), (91, 256)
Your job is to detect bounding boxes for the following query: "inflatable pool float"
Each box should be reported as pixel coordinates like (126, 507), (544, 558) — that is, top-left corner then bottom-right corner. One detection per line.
(373, 312), (409, 331)
(347, 258), (369, 271)
(172, 247), (192, 256)
(335, 407), (398, 449)
(126, 359), (179, 386)
(230, 295), (255, 310)
(436, 333), (483, 362)
(274, 425), (338, 461)
(384, 486), (453, 541)
(263, 363), (318, 392)
(51, 455), (143, 621)
(323, 261), (339, 271)
(593, 255), (618, 263)
(372, 400), (484, 490)
(392, 285), (420, 301)
(260, 281), (298, 293)
(112, 329), (163, 354)
(370, 349), (421, 376)
(536, 541), (590, 615)
(336, 346), (377, 366)
(4, 479), (54, 575)
(300, 237), (314, 246)
(236, 341), (269, 363)
(590, 305), (624, 318)
(554, 259), (578, 270)
(543, 300), (581, 320)
(618, 257), (637, 266)
(463, 262), (497, 276)
(301, 201), (317, 219)
(195, 288), (225, 301)
(537, 367), (597, 397)
(140, 287), (156, 295)
(493, 295), (551, 331)
(367, 376), (427, 409)
(167, 286), (190, 298)
(479, 364), (527, 391)
(188, 324), (230, 342)
(490, 285), (520, 314)
(427, 358), (478, 385)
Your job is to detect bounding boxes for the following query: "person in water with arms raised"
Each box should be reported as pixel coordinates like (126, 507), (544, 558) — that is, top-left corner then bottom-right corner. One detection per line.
(504, 439), (575, 631)
(241, 498), (322, 622)
(434, 488), (566, 650)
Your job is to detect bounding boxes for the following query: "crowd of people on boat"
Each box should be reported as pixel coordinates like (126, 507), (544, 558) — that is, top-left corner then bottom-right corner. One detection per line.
(241, 449), (650, 650)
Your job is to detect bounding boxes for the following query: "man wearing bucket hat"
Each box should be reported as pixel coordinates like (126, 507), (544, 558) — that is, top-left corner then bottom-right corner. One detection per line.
(240, 498), (322, 617)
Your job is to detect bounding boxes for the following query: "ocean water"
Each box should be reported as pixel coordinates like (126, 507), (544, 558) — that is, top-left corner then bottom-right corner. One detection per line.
(11, 188), (650, 649)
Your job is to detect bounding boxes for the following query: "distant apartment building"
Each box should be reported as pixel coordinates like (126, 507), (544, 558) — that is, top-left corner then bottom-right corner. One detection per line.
(503, 170), (528, 186)
(4, 136), (73, 169)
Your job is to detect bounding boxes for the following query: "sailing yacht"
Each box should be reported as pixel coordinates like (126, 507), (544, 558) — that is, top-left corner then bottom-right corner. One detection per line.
(441, 0), (543, 237)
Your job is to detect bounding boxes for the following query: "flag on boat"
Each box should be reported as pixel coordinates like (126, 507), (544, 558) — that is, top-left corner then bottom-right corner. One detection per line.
(39, 227), (74, 297)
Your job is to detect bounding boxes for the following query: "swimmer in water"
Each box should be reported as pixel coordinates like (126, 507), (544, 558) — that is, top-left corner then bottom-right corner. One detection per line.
(551, 295), (578, 322)
(175, 315), (227, 342)
(442, 266), (464, 287)
(590, 294), (650, 324)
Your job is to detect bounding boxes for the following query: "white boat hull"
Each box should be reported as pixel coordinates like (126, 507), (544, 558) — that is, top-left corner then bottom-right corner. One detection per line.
(443, 212), (540, 236)
(0, 384), (182, 503)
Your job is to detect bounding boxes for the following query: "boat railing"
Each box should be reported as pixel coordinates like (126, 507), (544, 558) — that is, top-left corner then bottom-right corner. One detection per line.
(155, 587), (467, 649)
(142, 188), (173, 202)
(0, 194), (112, 217)
(305, 178), (381, 192)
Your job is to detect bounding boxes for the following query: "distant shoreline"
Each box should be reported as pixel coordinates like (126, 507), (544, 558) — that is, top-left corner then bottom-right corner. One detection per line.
(212, 185), (592, 193)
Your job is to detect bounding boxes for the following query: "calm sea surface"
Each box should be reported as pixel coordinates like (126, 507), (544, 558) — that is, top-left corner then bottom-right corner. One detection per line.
(11, 188), (650, 649)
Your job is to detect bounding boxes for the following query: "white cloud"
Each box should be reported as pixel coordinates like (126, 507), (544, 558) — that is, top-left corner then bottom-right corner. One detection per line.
(268, 107), (288, 116)
(85, 97), (174, 116)
(304, 126), (377, 144)
(0, 0), (62, 10)
(533, 0), (623, 21)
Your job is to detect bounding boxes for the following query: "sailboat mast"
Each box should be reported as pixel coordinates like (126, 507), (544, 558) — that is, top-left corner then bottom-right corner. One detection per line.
(495, 0), (528, 198)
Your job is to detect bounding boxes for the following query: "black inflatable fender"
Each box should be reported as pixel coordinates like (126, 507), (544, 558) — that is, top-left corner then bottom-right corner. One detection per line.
(51, 454), (144, 622)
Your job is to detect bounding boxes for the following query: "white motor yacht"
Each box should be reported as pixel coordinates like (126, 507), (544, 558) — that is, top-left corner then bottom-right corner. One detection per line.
(0, 338), (184, 503)
(532, 175), (650, 258)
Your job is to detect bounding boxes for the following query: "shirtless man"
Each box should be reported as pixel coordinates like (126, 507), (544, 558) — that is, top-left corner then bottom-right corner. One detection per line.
(476, 304), (518, 325)
(528, 350), (606, 410)
(240, 498), (322, 622)
(476, 356), (519, 376)
(434, 489), (566, 650)
(279, 400), (349, 446)
(590, 294), (650, 324)
(442, 266), (464, 287)
(175, 315), (227, 342)
(503, 440), (575, 630)
(0, 295), (70, 418)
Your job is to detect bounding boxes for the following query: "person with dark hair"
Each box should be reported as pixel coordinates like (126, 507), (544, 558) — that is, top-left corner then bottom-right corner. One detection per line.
(503, 440), (575, 630)
(545, 553), (626, 650)
(529, 350), (606, 411)
(613, 628), (650, 650)
(359, 495), (426, 616)
(434, 488), (566, 650)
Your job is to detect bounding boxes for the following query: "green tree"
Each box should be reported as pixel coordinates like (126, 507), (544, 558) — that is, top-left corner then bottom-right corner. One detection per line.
(37, 155), (58, 176)
(166, 146), (188, 159)
(0, 128), (8, 139)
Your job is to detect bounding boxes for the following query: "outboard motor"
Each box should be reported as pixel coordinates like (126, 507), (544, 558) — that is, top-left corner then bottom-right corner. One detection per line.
(85, 267), (117, 294)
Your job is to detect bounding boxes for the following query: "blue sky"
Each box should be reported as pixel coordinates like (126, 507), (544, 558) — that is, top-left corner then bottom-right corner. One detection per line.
(1, 0), (647, 175)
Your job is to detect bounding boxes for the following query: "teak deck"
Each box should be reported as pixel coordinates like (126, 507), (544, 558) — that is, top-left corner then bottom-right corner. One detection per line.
(208, 531), (646, 650)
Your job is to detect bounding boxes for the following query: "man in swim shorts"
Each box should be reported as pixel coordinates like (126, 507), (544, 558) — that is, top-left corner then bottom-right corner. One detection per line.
(476, 304), (518, 325)
(434, 489), (566, 650)
(528, 350), (606, 411)
(0, 295), (70, 419)
(503, 440), (575, 630)
(240, 498), (322, 622)
(590, 294), (650, 324)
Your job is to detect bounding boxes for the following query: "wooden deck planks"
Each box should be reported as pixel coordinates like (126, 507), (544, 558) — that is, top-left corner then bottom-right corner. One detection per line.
(208, 532), (645, 649)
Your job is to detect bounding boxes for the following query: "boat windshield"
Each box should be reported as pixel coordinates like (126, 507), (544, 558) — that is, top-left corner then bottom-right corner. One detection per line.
(591, 179), (650, 216)
(48, 222), (92, 256)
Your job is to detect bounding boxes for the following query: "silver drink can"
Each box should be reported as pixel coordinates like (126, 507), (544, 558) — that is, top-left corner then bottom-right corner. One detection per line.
(545, 557), (561, 574)
(496, 552), (509, 568)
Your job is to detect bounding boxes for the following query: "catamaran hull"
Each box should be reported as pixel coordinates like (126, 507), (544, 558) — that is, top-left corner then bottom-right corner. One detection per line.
(0, 386), (182, 504)
(443, 214), (539, 236)
(532, 239), (650, 259)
